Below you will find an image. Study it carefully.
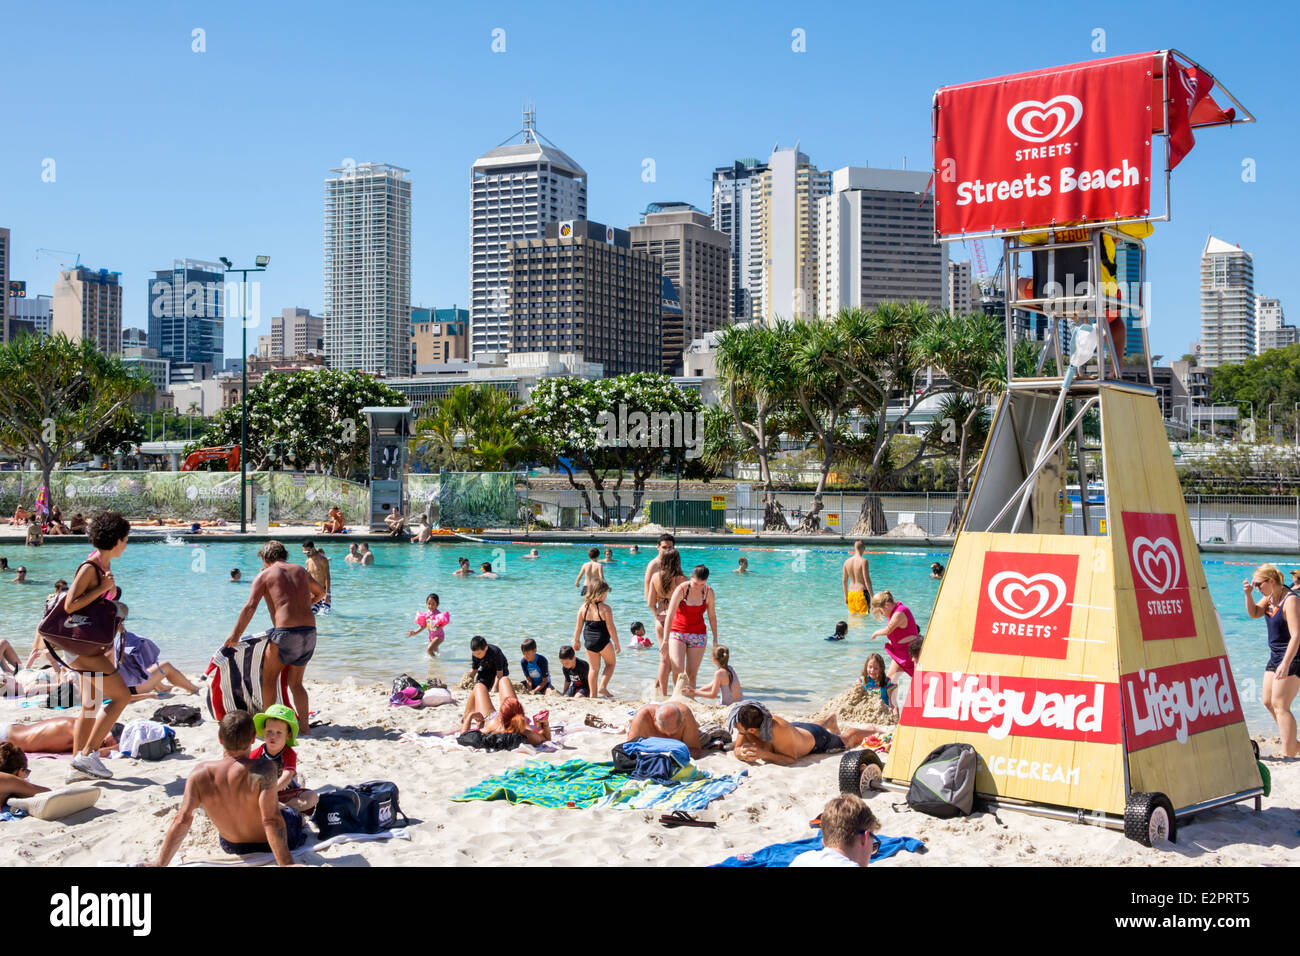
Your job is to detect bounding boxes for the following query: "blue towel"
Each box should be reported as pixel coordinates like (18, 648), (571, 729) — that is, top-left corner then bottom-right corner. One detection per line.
(711, 832), (924, 867)
(621, 736), (690, 766)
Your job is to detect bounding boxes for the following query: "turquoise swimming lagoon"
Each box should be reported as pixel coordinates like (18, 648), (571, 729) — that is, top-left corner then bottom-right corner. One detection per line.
(1, 539), (1292, 733)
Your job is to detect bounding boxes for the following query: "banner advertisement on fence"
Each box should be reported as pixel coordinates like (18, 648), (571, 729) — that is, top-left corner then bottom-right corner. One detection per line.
(437, 472), (519, 529)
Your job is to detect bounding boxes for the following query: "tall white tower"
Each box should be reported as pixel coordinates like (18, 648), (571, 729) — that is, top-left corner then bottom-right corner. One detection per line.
(470, 107), (586, 358)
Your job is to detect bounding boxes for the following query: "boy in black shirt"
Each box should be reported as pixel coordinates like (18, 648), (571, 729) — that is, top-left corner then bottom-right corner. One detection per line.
(558, 645), (590, 698)
(470, 635), (510, 694)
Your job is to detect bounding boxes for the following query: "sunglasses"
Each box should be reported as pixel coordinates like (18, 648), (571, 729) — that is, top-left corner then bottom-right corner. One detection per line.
(1253, 581), (1268, 589)
(859, 831), (881, 854)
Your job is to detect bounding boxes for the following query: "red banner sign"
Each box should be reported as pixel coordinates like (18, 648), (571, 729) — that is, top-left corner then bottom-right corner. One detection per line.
(972, 551), (1079, 659)
(934, 53), (1154, 235)
(1121, 511), (1197, 641)
(901, 670), (1121, 744)
(1121, 656), (1243, 750)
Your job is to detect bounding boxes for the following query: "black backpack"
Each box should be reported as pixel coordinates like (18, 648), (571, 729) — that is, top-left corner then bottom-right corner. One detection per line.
(135, 727), (181, 761)
(906, 743), (977, 818)
(152, 704), (202, 727)
(391, 675), (422, 697)
(313, 781), (409, 838)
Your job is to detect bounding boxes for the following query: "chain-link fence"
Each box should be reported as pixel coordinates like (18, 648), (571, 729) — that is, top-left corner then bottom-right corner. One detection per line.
(520, 484), (1300, 547)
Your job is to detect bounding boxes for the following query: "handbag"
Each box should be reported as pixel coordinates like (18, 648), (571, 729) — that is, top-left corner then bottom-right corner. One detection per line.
(36, 561), (119, 659)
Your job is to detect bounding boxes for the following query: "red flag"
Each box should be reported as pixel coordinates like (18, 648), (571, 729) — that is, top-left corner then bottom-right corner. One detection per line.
(1167, 62), (1230, 169)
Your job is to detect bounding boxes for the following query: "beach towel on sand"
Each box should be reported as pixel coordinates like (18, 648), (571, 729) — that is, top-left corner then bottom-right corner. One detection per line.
(205, 634), (290, 720)
(712, 832), (924, 867)
(452, 759), (747, 812)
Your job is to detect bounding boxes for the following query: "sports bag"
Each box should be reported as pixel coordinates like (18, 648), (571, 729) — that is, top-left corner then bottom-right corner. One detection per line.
(136, 727), (180, 761)
(313, 780), (409, 838)
(36, 562), (119, 660)
(152, 704), (202, 727)
(906, 742), (977, 818)
(391, 674), (422, 697)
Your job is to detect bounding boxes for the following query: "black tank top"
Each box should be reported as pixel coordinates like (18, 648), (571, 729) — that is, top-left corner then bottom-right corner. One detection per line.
(1267, 590), (1296, 655)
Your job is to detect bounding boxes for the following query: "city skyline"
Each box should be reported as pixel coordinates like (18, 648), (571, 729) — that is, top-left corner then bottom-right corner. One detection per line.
(1, 1), (1294, 366)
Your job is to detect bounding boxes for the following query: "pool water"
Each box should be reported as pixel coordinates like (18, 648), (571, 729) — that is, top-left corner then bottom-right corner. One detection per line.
(1, 538), (1293, 732)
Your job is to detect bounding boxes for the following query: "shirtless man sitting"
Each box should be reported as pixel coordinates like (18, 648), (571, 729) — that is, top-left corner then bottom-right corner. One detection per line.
(0, 716), (118, 756)
(625, 700), (702, 759)
(732, 702), (885, 766)
(153, 712), (304, 866)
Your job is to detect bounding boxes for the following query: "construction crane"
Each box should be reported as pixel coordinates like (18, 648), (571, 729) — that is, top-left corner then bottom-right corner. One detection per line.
(35, 248), (81, 270)
(966, 238), (989, 279)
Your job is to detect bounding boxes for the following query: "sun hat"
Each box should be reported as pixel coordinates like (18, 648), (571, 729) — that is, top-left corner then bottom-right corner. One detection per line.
(254, 703), (300, 746)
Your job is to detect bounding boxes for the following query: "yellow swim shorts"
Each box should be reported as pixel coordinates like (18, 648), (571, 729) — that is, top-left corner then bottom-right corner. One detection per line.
(846, 590), (869, 614)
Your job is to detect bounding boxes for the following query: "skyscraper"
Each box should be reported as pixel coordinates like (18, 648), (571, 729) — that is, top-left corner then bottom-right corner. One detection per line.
(266, 307), (325, 359)
(753, 146), (830, 322)
(948, 260), (972, 315)
(470, 108), (586, 357)
(53, 267), (123, 355)
(711, 159), (766, 320)
(323, 162), (412, 376)
(629, 204), (730, 360)
(1255, 296), (1296, 353)
(147, 259), (225, 368)
(507, 220), (661, 376)
(0, 227), (10, 344)
(1116, 241), (1144, 358)
(816, 167), (945, 316)
(1199, 236), (1255, 368)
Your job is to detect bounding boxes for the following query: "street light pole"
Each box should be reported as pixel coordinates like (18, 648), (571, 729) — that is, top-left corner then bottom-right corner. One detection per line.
(220, 256), (269, 533)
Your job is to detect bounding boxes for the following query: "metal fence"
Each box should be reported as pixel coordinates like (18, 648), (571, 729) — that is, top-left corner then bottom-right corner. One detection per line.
(521, 485), (1300, 549)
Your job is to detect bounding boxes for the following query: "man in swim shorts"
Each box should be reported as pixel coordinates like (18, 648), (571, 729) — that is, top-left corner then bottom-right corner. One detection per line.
(225, 540), (325, 738)
(842, 539), (874, 615)
(302, 541), (331, 613)
(625, 700), (702, 758)
(732, 702), (885, 766)
(153, 712), (304, 866)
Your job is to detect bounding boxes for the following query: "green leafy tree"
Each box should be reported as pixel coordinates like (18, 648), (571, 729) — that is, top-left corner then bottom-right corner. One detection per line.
(714, 323), (798, 529)
(192, 368), (405, 477)
(1209, 345), (1300, 440)
(524, 373), (702, 527)
(0, 334), (152, 508)
(410, 384), (531, 471)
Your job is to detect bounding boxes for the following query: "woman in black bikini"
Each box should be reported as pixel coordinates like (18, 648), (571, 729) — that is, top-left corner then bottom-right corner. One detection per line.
(573, 580), (620, 698)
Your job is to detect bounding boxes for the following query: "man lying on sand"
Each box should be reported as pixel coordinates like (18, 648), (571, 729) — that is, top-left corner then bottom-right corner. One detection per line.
(153, 712), (305, 867)
(626, 701), (702, 759)
(732, 702), (886, 766)
(0, 716), (118, 756)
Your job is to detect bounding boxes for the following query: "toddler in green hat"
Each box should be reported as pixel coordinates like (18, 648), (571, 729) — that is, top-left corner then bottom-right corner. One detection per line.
(252, 704), (318, 814)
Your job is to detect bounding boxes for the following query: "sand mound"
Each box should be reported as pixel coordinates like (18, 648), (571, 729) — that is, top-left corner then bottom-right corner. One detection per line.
(457, 671), (476, 691)
(815, 683), (897, 727)
(884, 521), (928, 538)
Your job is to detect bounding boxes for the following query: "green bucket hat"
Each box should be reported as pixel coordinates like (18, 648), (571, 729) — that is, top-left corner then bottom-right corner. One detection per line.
(254, 704), (300, 747)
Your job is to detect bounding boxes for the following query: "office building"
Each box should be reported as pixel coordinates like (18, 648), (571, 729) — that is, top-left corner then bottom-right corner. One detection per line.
(169, 361), (214, 384)
(1255, 296), (1297, 353)
(629, 204), (730, 353)
(120, 346), (171, 391)
(660, 276), (685, 376)
(1200, 236), (1255, 368)
(1115, 241), (1144, 358)
(507, 220), (661, 376)
(470, 108), (586, 357)
(711, 160), (767, 319)
(53, 267), (123, 354)
(11, 293), (51, 337)
(261, 307), (325, 360)
(753, 146), (830, 322)
(817, 166), (945, 317)
(147, 259), (224, 368)
(947, 260), (972, 315)
(324, 162), (412, 376)
(411, 307), (469, 371)
(122, 327), (148, 349)
(0, 227), (9, 343)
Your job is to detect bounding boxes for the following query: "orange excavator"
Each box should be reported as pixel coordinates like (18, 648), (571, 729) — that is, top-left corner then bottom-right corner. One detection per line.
(180, 445), (240, 472)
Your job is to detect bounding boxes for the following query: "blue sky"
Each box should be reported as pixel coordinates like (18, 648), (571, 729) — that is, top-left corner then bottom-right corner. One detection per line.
(1, 0), (1295, 363)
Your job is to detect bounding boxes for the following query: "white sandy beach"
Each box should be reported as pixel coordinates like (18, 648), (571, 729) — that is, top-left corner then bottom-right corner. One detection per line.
(3, 675), (1298, 867)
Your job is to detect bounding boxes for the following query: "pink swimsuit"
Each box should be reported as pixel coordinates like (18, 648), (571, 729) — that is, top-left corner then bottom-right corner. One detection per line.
(884, 602), (919, 676)
(415, 609), (450, 642)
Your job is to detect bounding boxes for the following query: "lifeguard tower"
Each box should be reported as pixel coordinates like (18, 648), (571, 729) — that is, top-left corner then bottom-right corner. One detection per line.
(360, 406), (411, 532)
(875, 52), (1263, 845)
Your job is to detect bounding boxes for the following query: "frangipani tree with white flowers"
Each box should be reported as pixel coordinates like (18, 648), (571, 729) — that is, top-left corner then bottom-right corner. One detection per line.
(524, 374), (703, 526)
(191, 368), (405, 478)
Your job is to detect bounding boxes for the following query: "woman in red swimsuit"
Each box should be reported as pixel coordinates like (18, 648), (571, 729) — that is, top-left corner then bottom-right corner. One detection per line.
(663, 565), (718, 692)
